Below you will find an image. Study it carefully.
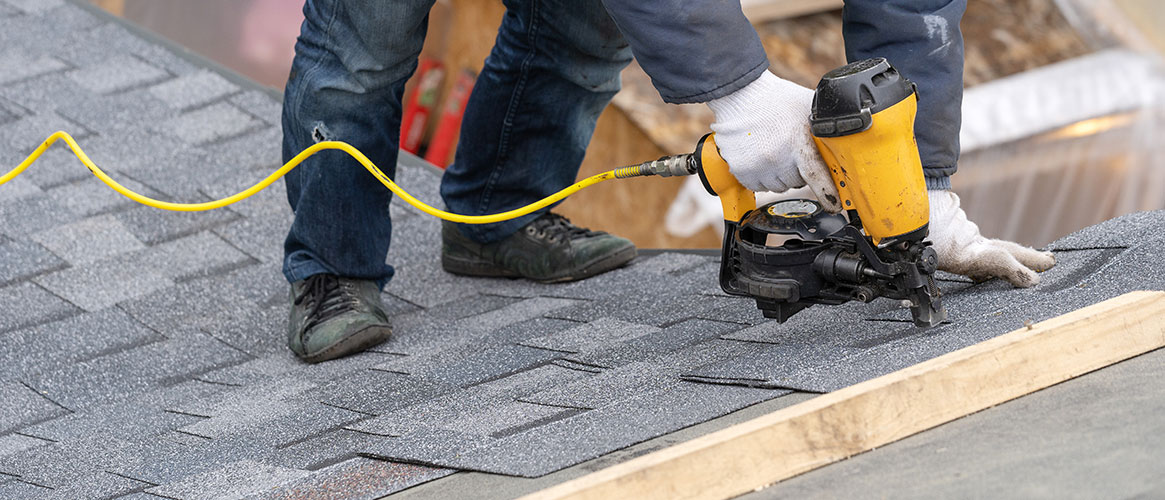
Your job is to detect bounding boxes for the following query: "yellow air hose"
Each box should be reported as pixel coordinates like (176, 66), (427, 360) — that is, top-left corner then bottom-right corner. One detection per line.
(0, 131), (666, 225)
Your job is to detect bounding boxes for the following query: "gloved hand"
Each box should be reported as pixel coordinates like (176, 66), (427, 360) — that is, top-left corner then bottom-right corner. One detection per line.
(928, 189), (1056, 287)
(707, 71), (842, 212)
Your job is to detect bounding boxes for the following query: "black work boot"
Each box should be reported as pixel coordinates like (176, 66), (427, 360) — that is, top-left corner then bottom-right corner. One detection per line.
(441, 212), (637, 283)
(287, 274), (392, 363)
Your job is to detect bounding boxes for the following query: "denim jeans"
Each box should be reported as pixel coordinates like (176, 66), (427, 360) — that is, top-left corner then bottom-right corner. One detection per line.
(842, 0), (967, 189)
(281, 0), (632, 288)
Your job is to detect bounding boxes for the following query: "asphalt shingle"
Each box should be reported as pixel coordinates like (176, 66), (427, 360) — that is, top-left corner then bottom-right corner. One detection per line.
(0, 381), (68, 434)
(68, 54), (170, 95)
(0, 281), (79, 334)
(161, 102), (263, 145)
(145, 459), (309, 500)
(30, 214), (145, 265)
(0, 50), (68, 86)
(0, 238), (65, 286)
(149, 70), (240, 111)
(251, 458), (455, 500)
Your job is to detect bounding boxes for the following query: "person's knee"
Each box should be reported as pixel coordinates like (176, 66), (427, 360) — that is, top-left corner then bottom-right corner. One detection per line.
(298, 0), (433, 95)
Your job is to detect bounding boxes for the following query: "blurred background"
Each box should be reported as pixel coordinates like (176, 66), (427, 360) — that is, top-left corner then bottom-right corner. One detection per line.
(88, 0), (1165, 249)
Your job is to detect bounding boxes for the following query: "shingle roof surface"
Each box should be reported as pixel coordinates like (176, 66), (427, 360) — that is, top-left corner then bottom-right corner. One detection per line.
(1, 0), (1163, 497)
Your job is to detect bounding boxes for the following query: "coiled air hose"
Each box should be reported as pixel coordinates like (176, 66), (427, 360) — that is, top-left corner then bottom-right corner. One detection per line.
(0, 131), (696, 224)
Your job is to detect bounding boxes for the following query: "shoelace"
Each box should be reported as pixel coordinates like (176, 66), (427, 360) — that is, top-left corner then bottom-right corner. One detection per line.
(294, 274), (356, 331)
(530, 213), (598, 241)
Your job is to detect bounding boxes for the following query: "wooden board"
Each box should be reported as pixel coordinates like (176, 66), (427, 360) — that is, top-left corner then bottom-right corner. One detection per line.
(741, 0), (842, 23)
(523, 291), (1165, 500)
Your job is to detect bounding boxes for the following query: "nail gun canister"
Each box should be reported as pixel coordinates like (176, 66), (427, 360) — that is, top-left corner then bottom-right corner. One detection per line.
(810, 58), (930, 246)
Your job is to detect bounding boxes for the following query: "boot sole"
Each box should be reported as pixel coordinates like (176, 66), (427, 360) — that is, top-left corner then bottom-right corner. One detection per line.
(442, 245), (637, 284)
(300, 325), (392, 364)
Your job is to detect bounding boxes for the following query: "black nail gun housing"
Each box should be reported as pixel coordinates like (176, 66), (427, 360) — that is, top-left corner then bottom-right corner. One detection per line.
(718, 199), (945, 327)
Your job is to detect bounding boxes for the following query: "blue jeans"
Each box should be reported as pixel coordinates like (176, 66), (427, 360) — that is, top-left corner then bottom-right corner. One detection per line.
(281, 0), (632, 287)
(842, 0), (967, 189)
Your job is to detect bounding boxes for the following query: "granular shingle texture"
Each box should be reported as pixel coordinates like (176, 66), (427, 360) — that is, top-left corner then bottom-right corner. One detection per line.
(2, 0), (1163, 496)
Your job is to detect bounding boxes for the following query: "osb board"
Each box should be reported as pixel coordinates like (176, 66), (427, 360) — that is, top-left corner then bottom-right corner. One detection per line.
(618, 0), (1096, 155)
(429, 0), (720, 248)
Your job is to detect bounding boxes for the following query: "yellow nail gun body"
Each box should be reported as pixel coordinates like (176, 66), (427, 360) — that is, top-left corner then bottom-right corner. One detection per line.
(653, 58), (945, 326)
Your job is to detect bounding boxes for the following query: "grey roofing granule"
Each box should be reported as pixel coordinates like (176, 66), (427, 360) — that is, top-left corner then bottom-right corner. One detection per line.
(30, 214), (146, 265)
(67, 54), (170, 95)
(149, 70), (240, 111)
(145, 459), (310, 500)
(250, 457), (455, 500)
(0, 50), (68, 86)
(0, 281), (79, 334)
(0, 381), (68, 434)
(0, 238), (65, 286)
(160, 102), (263, 145)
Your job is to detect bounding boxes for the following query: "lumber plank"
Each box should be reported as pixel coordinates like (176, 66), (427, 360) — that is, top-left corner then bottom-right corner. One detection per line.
(741, 0), (843, 23)
(524, 291), (1165, 500)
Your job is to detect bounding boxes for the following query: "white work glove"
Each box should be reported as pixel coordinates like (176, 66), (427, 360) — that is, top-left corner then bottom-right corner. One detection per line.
(707, 71), (842, 212)
(927, 189), (1056, 287)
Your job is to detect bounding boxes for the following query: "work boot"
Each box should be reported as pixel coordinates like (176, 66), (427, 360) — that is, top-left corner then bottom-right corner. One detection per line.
(442, 212), (637, 283)
(287, 274), (392, 363)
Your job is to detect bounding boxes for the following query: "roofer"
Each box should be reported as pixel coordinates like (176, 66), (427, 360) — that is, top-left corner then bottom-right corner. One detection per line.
(281, 0), (1055, 363)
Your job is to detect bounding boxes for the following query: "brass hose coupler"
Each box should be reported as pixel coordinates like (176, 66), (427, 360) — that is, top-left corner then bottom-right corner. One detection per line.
(614, 154), (698, 179)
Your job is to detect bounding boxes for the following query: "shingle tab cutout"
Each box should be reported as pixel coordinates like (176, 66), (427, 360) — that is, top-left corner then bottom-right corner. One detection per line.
(1, 0), (1163, 494)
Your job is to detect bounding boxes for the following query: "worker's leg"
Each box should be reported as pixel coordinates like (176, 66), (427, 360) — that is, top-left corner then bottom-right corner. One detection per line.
(439, 0), (634, 243)
(282, 0), (435, 288)
(841, 0), (966, 189)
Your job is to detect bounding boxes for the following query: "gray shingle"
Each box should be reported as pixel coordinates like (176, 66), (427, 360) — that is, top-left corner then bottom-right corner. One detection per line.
(54, 87), (175, 136)
(0, 480), (49, 498)
(0, 281), (79, 333)
(521, 317), (660, 353)
(161, 103), (263, 145)
(0, 381), (68, 434)
(149, 70), (240, 111)
(348, 364), (592, 438)
(43, 174), (157, 217)
(2, 141), (92, 189)
(0, 1), (19, 17)
(116, 265), (288, 356)
(68, 54), (170, 95)
(1050, 210), (1165, 250)
(629, 252), (714, 274)
(145, 459), (309, 500)
(0, 238), (66, 286)
(0, 111), (90, 155)
(229, 90), (282, 125)
(41, 3), (104, 31)
(0, 307), (160, 380)
(570, 318), (745, 368)
(0, 50), (68, 86)
(57, 22), (199, 77)
(22, 331), (250, 410)
(19, 471), (151, 500)
(250, 457), (454, 500)
(137, 230), (255, 281)
(309, 369), (457, 417)
(0, 176), (42, 203)
(0, 434), (51, 459)
(114, 205), (240, 245)
(0, 195), (77, 237)
(33, 258), (173, 312)
(261, 428), (385, 471)
(30, 214), (145, 265)
(377, 344), (563, 387)
(2, 0), (64, 14)
(20, 381), (220, 443)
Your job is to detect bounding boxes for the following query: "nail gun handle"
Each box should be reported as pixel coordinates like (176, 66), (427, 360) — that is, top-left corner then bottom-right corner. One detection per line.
(693, 133), (756, 223)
